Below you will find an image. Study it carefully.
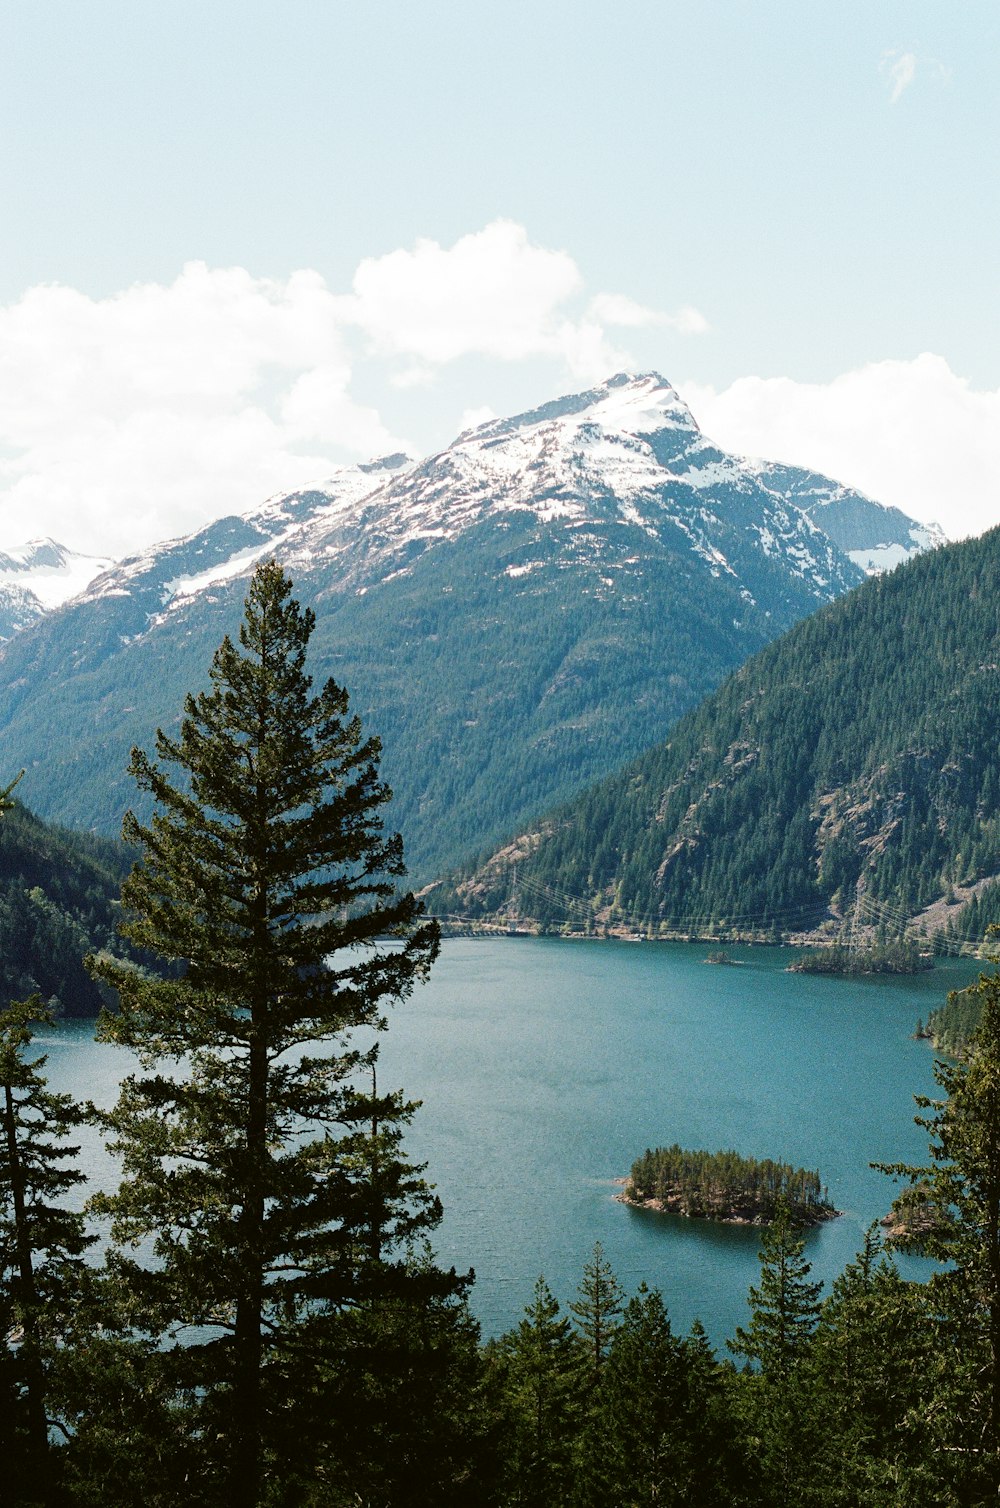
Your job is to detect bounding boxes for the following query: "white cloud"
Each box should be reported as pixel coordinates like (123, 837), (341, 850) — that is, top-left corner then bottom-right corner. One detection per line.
(881, 49), (917, 104)
(588, 292), (709, 334)
(682, 354), (1000, 540)
(347, 221), (583, 363)
(0, 263), (405, 556)
(344, 220), (703, 381)
(458, 405), (497, 434)
(0, 225), (707, 556)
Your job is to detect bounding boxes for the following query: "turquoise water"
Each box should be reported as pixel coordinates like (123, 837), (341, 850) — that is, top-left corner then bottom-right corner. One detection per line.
(40, 938), (983, 1348)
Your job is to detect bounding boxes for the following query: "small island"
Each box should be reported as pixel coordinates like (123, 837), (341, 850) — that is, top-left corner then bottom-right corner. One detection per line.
(619, 1144), (839, 1226)
(881, 1181), (948, 1247)
(788, 938), (932, 977)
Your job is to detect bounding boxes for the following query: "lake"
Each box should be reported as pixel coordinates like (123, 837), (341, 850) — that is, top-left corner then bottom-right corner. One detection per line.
(40, 937), (982, 1349)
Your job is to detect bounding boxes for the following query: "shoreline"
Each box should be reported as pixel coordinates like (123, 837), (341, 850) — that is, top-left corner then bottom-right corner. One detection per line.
(431, 923), (982, 962)
(615, 1180), (842, 1228)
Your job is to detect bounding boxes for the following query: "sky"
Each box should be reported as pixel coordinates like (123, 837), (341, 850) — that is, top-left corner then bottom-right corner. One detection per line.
(0, 1), (996, 557)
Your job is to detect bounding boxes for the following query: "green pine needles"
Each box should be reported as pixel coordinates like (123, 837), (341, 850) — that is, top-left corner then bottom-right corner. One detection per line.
(87, 561), (457, 1507)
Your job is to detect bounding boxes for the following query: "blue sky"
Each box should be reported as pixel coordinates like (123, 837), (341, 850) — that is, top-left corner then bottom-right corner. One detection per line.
(0, 2), (996, 554)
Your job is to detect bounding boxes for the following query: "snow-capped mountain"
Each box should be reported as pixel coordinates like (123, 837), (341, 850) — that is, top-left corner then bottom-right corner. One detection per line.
(66, 372), (938, 638)
(0, 373), (943, 879)
(0, 538), (112, 641)
(743, 461), (947, 573)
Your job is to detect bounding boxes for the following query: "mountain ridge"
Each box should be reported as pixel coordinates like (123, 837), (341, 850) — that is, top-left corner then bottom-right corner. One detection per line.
(434, 524), (1000, 944)
(0, 372), (944, 882)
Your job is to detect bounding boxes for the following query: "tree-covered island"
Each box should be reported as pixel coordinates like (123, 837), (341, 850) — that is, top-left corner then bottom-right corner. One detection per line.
(621, 1145), (839, 1225)
(788, 937), (932, 976)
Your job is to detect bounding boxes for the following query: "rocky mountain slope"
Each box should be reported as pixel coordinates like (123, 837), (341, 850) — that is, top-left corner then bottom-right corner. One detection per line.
(436, 525), (1000, 944)
(0, 373), (941, 881)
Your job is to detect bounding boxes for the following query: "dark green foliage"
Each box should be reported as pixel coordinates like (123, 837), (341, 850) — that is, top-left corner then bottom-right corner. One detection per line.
(579, 1286), (749, 1508)
(877, 960), (1000, 1498)
(86, 562), (460, 1506)
(0, 798), (133, 1016)
(806, 1229), (944, 1505)
(0, 997), (94, 1503)
(627, 1145), (835, 1224)
(790, 937), (931, 975)
(728, 1199), (823, 1376)
(726, 1203), (825, 1507)
(268, 1284), (497, 1508)
(442, 526), (1000, 935)
(925, 983), (983, 1057)
(487, 1277), (587, 1508)
(953, 879), (1000, 945)
(569, 1241), (625, 1383)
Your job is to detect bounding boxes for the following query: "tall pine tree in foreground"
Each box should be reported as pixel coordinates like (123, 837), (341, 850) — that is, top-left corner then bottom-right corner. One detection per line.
(728, 1198), (823, 1507)
(89, 561), (457, 1507)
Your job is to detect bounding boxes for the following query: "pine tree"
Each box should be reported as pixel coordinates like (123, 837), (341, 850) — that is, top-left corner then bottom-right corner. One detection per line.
(88, 561), (450, 1507)
(807, 1228), (939, 1505)
(579, 1285), (684, 1507)
(728, 1196), (822, 1377)
(490, 1276), (586, 1508)
(728, 1198), (824, 1507)
(569, 1240), (624, 1383)
(0, 996), (93, 1504)
(878, 951), (1000, 1498)
(0, 770), (22, 814)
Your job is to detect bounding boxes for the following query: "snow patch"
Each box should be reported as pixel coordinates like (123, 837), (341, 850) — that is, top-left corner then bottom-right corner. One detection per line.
(161, 532), (297, 606)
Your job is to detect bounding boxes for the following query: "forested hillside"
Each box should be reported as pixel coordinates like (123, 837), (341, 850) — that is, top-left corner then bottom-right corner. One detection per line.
(437, 526), (1000, 941)
(0, 798), (131, 1015)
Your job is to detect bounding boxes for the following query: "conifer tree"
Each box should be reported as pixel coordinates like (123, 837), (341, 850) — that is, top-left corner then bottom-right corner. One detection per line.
(570, 1240), (624, 1382)
(88, 561), (448, 1507)
(579, 1285), (684, 1506)
(728, 1199), (823, 1506)
(490, 1276), (586, 1507)
(807, 1228), (938, 1504)
(878, 952), (1000, 1497)
(0, 996), (93, 1503)
(0, 770), (22, 814)
(579, 1287), (746, 1508)
(728, 1196), (822, 1376)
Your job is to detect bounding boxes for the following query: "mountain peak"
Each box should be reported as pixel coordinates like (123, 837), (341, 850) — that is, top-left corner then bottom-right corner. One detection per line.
(0, 537), (112, 610)
(0, 537), (70, 571)
(463, 371), (698, 445)
(0, 537), (115, 640)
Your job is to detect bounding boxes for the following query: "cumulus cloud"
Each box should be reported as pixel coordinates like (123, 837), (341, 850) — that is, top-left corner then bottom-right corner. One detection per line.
(344, 221), (707, 380)
(0, 224), (706, 555)
(682, 355), (1000, 540)
(347, 221), (583, 364)
(589, 292), (709, 335)
(0, 263), (404, 555)
(881, 49), (917, 103)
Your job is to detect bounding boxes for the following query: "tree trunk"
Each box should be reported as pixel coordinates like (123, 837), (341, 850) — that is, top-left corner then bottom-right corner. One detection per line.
(4, 1081), (50, 1491)
(231, 1034), (268, 1508)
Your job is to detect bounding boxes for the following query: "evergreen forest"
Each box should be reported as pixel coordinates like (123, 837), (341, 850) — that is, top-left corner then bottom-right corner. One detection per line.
(0, 796), (133, 1016)
(7, 562), (1000, 1504)
(437, 525), (1000, 944)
